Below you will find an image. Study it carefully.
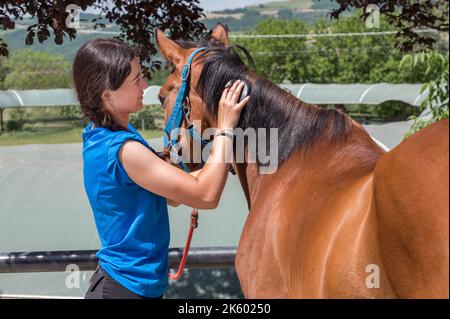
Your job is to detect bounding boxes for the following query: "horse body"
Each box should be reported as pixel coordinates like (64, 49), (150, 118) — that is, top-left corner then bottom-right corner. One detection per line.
(156, 24), (449, 298)
(235, 120), (449, 298)
(235, 122), (392, 298)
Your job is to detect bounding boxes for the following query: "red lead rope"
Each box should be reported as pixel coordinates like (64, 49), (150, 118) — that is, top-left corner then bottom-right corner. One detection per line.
(168, 208), (199, 280)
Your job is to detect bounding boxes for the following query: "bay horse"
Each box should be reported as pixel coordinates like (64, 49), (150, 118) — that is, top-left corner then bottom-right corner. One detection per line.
(155, 24), (449, 298)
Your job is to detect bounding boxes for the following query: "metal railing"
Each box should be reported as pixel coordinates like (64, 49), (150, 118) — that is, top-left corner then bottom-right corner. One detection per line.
(0, 247), (236, 273)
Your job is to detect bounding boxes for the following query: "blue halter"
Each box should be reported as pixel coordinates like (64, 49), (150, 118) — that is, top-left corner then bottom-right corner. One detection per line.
(163, 47), (210, 172)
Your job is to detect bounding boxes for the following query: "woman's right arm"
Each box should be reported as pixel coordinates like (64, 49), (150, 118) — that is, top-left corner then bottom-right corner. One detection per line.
(119, 80), (249, 209)
(167, 169), (201, 207)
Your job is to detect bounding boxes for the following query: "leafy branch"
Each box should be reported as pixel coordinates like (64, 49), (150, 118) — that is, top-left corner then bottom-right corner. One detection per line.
(400, 49), (449, 138)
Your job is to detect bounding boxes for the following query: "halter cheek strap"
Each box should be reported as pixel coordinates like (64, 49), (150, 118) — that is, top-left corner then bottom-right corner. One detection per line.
(163, 47), (208, 172)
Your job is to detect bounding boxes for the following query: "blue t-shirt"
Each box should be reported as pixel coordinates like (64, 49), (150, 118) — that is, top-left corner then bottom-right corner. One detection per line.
(82, 122), (169, 297)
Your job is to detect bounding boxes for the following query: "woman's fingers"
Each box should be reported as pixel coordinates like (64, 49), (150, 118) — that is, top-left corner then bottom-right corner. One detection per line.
(231, 82), (245, 103)
(235, 96), (250, 111)
(226, 80), (240, 100)
(221, 86), (230, 101)
(218, 80), (250, 129)
(222, 81), (236, 101)
(222, 80), (246, 105)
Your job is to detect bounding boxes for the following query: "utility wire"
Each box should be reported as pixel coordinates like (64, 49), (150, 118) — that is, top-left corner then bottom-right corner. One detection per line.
(51, 28), (439, 38)
(229, 29), (438, 38)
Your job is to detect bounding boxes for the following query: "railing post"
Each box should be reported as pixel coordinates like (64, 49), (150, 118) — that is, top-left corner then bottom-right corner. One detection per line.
(0, 108), (3, 133)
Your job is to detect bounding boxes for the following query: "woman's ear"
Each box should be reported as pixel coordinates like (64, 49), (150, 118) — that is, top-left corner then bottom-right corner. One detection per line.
(210, 23), (229, 47)
(155, 29), (183, 67)
(101, 89), (112, 110)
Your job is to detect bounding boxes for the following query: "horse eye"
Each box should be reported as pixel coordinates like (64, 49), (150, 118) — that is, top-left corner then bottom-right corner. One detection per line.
(166, 60), (175, 74)
(158, 94), (166, 107)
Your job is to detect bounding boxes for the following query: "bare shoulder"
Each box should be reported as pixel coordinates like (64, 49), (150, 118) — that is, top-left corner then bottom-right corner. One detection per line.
(118, 140), (160, 167)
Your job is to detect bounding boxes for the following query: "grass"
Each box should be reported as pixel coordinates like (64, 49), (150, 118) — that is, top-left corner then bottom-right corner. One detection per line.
(0, 127), (163, 146)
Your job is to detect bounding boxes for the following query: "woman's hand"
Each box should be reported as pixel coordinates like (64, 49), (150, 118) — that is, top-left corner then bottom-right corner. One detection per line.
(120, 83), (250, 210)
(217, 80), (250, 130)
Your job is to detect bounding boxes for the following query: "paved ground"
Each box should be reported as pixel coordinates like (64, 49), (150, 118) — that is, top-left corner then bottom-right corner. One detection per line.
(0, 137), (248, 298)
(363, 120), (412, 150)
(0, 121), (412, 298)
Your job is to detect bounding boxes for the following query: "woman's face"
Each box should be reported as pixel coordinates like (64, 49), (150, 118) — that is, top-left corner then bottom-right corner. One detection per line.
(105, 57), (149, 116)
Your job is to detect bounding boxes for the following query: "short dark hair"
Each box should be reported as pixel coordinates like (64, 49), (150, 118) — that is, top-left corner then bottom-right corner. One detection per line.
(73, 38), (136, 131)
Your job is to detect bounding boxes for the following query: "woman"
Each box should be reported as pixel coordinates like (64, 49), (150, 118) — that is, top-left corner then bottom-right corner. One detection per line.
(73, 38), (249, 299)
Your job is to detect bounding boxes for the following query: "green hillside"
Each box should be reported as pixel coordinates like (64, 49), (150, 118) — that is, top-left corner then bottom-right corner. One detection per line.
(1, 30), (112, 61)
(249, 0), (314, 11)
(0, 0), (339, 62)
(203, 0), (339, 31)
(0, 13), (118, 61)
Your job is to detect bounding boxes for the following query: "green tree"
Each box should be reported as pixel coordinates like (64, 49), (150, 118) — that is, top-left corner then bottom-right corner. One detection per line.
(233, 14), (435, 84)
(1, 49), (72, 89)
(232, 13), (443, 120)
(0, 37), (7, 57)
(329, 1), (449, 132)
(401, 50), (449, 138)
(234, 18), (309, 82)
(0, 56), (9, 86)
(330, 0), (449, 52)
(0, 49), (73, 131)
(307, 14), (434, 84)
(0, 1), (206, 79)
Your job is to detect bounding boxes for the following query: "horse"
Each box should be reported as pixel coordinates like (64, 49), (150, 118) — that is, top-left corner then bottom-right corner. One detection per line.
(155, 24), (449, 298)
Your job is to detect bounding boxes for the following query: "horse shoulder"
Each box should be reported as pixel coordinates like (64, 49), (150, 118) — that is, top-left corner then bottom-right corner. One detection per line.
(239, 140), (390, 298)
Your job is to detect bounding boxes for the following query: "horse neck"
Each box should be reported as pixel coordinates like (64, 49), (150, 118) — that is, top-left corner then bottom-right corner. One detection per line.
(233, 160), (260, 210)
(232, 121), (384, 210)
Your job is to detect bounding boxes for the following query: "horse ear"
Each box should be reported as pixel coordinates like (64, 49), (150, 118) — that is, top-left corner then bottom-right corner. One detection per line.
(155, 29), (183, 66)
(210, 23), (229, 47)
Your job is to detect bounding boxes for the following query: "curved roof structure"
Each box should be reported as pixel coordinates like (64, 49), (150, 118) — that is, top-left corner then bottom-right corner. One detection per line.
(280, 83), (428, 106)
(0, 83), (428, 108)
(0, 89), (77, 108)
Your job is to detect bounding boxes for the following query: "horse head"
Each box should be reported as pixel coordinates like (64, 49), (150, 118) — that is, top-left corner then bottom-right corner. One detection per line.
(155, 23), (255, 173)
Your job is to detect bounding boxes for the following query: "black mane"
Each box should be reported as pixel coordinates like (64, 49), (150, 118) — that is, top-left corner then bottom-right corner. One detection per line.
(175, 33), (352, 168)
